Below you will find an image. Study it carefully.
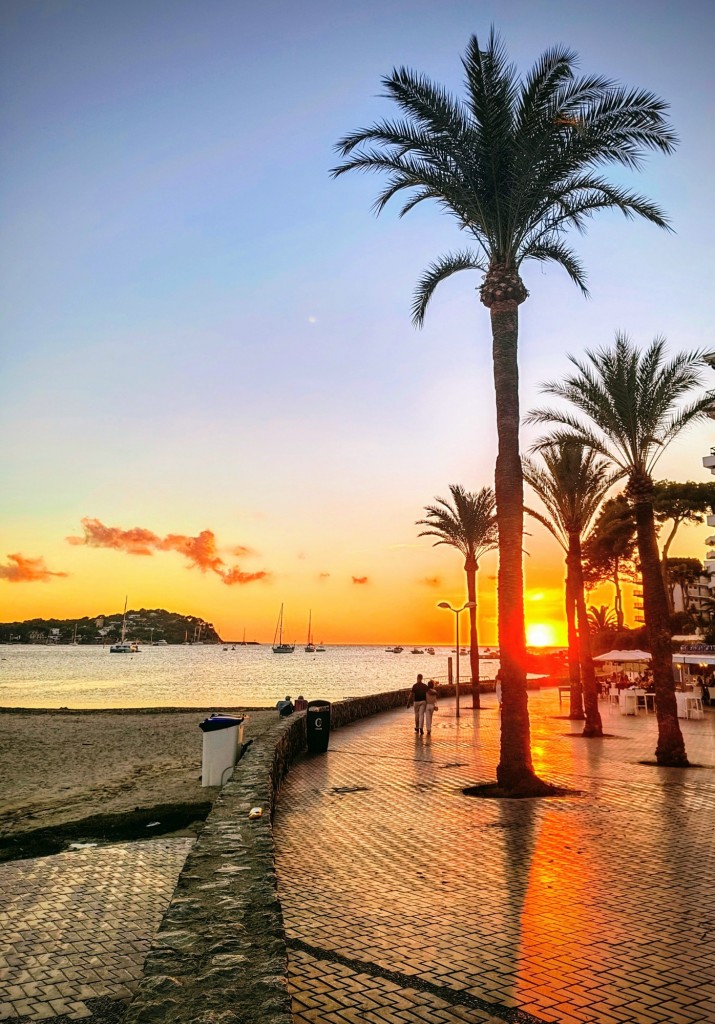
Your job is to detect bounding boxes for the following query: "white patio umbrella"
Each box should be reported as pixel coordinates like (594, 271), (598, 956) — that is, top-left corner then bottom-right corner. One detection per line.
(593, 649), (651, 662)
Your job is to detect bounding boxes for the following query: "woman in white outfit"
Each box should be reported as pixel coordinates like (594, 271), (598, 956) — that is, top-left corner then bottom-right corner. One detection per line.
(425, 680), (438, 734)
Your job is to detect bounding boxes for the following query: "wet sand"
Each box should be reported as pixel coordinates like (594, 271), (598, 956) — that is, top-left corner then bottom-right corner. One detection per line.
(0, 708), (272, 842)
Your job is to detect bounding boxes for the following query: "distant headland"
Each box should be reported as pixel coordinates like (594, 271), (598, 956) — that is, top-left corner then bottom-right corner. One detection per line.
(0, 608), (227, 645)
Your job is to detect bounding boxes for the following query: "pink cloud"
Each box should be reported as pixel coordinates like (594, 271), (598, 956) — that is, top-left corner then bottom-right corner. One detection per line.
(67, 518), (269, 586)
(352, 576), (369, 585)
(0, 553), (68, 583)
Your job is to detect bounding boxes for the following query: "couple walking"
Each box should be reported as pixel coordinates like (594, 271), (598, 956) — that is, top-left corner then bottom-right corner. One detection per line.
(407, 674), (438, 735)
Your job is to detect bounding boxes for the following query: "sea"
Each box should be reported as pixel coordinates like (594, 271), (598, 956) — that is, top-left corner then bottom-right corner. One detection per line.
(0, 644), (502, 710)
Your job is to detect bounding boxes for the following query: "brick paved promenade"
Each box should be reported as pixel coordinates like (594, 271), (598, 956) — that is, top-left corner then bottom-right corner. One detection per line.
(0, 838), (192, 1022)
(274, 689), (715, 1024)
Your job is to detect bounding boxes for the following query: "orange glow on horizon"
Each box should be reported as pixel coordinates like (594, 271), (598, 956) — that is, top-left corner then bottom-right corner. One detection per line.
(526, 622), (559, 647)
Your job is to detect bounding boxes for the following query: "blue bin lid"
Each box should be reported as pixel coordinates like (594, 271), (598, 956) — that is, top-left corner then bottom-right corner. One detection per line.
(199, 714), (244, 733)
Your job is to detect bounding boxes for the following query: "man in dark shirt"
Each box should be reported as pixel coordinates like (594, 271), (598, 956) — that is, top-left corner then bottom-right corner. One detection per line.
(408, 674), (428, 734)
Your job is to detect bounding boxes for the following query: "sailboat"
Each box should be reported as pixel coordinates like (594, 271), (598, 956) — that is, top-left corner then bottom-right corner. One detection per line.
(272, 604), (295, 654)
(304, 610), (316, 653)
(110, 597), (139, 653)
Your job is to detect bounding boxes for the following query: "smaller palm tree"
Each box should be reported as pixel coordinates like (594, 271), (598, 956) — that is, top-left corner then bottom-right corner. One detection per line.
(523, 442), (616, 735)
(528, 333), (714, 765)
(588, 604), (618, 634)
(417, 486), (497, 708)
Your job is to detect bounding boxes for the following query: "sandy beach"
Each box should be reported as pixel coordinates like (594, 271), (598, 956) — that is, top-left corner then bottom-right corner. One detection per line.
(0, 708), (273, 855)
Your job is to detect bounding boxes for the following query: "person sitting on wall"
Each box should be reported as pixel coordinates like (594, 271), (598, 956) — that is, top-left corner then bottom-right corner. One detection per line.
(294, 695), (308, 711)
(276, 695), (294, 716)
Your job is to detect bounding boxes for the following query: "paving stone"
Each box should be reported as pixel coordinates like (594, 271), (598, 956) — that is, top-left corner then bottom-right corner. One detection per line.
(274, 690), (715, 1024)
(0, 838), (192, 1020)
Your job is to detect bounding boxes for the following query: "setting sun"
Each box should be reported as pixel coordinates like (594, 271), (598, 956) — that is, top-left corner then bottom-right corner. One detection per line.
(526, 622), (558, 647)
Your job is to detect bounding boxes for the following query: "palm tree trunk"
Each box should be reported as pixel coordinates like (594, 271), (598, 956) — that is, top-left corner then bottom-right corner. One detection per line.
(565, 559), (584, 719)
(571, 534), (603, 737)
(631, 482), (688, 766)
(488, 295), (547, 794)
(613, 557), (624, 629)
(466, 565), (481, 709)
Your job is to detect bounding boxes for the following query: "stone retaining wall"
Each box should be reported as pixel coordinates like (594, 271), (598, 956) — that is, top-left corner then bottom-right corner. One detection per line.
(124, 689), (410, 1024)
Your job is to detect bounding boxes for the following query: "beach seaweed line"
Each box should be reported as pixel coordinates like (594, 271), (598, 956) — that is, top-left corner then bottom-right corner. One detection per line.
(0, 800), (213, 863)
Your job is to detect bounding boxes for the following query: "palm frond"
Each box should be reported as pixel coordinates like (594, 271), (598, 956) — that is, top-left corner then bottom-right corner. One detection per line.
(520, 239), (588, 294)
(524, 504), (567, 551)
(411, 251), (486, 327)
(528, 334), (709, 488)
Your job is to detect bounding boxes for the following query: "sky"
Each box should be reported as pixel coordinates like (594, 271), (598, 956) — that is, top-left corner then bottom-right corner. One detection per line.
(1, 0), (714, 645)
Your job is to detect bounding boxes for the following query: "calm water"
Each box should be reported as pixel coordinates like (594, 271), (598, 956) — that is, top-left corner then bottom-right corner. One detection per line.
(0, 645), (501, 709)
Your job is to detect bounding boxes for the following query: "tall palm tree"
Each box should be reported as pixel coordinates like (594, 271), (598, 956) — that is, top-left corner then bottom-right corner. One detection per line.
(523, 443), (615, 735)
(417, 485), (497, 708)
(333, 32), (676, 793)
(528, 334), (713, 765)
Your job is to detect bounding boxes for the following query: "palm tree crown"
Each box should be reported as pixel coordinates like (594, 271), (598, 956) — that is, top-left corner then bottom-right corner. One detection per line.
(588, 604), (618, 633)
(523, 442), (616, 550)
(528, 334), (713, 484)
(332, 30), (677, 317)
(417, 485), (497, 564)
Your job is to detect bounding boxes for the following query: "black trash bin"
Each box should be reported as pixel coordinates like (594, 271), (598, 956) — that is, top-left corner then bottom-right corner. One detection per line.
(306, 700), (331, 753)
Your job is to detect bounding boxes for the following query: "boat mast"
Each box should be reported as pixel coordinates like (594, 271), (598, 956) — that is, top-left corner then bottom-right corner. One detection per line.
(273, 604), (284, 647)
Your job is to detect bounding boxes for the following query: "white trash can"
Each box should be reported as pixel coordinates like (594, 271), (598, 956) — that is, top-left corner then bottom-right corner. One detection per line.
(199, 714), (245, 787)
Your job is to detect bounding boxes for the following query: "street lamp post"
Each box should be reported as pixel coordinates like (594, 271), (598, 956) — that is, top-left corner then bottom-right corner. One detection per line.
(437, 601), (477, 718)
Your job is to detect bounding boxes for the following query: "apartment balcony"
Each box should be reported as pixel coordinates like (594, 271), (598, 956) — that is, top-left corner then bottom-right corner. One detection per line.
(633, 589), (643, 599)
(706, 560), (715, 575)
(634, 614), (645, 624)
(633, 601), (644, 611)
(708, 514), (715, 528)
(703, 448), (715, 472)
(706, 536), (715, 547)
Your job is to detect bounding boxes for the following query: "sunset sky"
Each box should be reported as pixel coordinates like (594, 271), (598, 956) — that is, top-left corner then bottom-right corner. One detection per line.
(1, 0), (714, 645)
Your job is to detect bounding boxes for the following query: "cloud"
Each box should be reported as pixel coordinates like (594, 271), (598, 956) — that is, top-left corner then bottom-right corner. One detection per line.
(67, 518), (269, 586)
(352, 576), (369, 585)
(220, 566), (269, 585)
(67, 520), (158, 556)
(0, 553), (68, 583)
(421, 576), (442, 588)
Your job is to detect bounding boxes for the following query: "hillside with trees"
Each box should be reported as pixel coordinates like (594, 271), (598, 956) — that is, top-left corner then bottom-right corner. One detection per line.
(0, 609), (222, 645)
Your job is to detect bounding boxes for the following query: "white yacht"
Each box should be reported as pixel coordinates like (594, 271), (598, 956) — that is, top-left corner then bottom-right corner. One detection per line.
(272, 604), (295, 654)
(109, 597), (140, 653)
